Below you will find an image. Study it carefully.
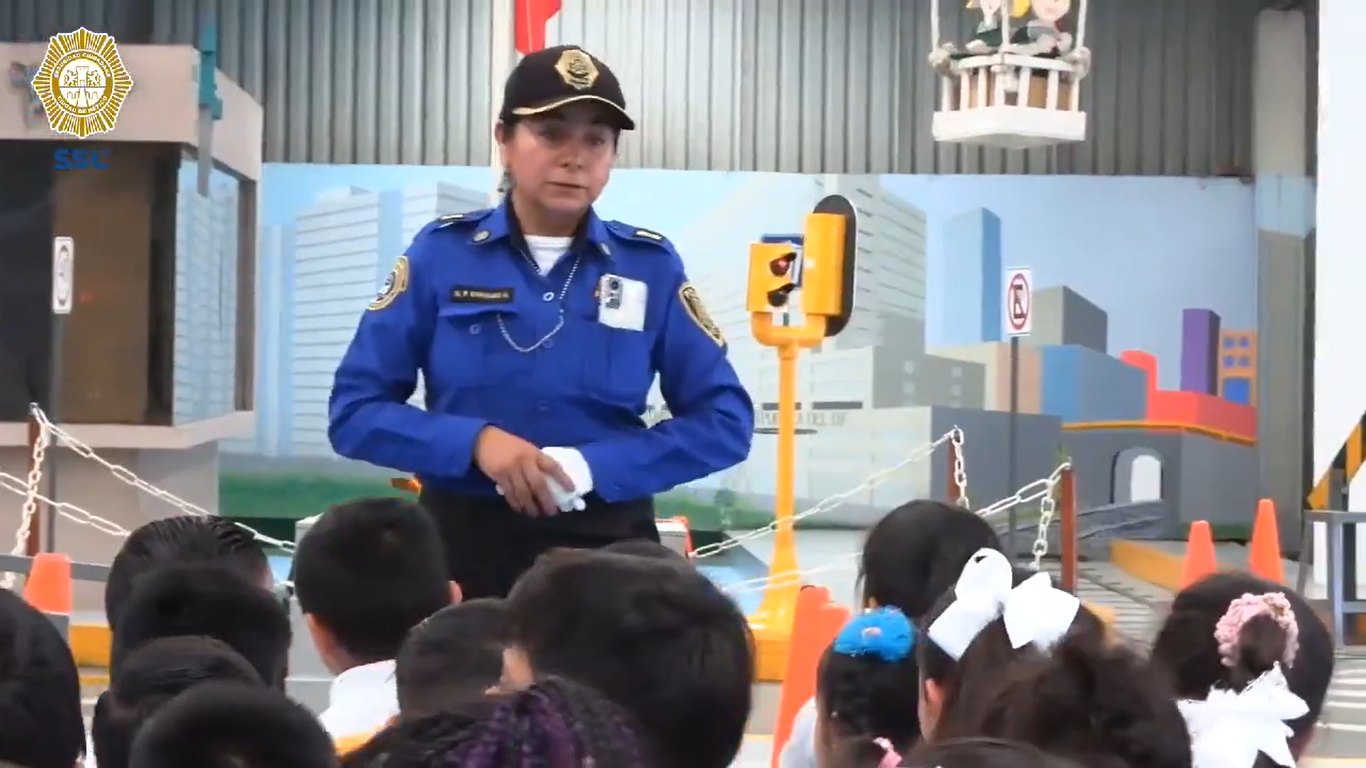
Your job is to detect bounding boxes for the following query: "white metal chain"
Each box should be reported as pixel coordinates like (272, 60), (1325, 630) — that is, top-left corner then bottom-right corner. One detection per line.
(0, 472), (129, 538)
(723, 458), (1074, 597)
(0, 422), (51, 589)
(27, 407), (295, 552)
(950, 426), (969, 508)
(691, 430), (959, 560)
(1030, 477), (1059, 570)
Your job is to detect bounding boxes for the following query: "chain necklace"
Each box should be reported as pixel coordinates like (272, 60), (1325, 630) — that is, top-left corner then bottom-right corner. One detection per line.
(496, 249), (583, 353)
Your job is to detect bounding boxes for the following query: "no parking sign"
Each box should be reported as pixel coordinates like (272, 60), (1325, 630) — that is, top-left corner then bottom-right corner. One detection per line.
(1004, 267), (1032, 337)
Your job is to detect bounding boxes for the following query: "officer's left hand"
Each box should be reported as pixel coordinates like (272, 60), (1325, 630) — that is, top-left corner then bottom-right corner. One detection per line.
(474, 426), (575, 516)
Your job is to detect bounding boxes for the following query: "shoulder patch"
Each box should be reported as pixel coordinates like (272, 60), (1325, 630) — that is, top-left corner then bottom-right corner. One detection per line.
(605, 221), (672, 249)
(678, 282), (725, 347)
(435, 209), (491, 226)
(369, 256), (410, 311)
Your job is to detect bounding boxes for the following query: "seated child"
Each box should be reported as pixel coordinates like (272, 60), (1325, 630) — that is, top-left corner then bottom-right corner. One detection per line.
(0, 586), (85, 768)
(292, 497), (456, 741)
(812, 608), (921, 765)
(915, 549), (1192, 768)
(783, 499), (1003, 768)
(93, 636), (264, 768)
(501, 549), (753, 768)
(1150, 572), (1335, 766)
(395, 599), (507, 719)
(105, 515), (273, 631)
(110, 563), (292, 687)
(129, 682), (337, 768)
(341, 677), (644, 767)
(93, 516), (272, 767)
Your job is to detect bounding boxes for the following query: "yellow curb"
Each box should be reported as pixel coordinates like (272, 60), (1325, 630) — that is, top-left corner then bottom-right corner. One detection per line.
(71, 622), (111, 669)
(1111, 539), (1186, 591)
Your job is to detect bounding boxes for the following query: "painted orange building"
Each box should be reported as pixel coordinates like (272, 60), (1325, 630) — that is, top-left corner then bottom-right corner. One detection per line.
(1120, 351), (1257, 441)
(1217, 330), (1257, 406)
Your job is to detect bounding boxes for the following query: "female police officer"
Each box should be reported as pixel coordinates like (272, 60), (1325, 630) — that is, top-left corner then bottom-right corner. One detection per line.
(327, 45), (755, 599)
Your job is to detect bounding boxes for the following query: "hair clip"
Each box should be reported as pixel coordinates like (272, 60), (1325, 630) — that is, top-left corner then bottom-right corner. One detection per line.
(873, 737), (902, 768)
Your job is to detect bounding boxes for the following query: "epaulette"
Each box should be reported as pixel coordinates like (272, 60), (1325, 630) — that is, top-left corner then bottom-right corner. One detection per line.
(605, 221), (672, 249)
(434, 209), (492, 227)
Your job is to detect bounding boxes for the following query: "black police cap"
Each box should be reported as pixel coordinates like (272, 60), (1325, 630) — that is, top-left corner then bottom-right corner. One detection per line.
(499, 45), (635, 131)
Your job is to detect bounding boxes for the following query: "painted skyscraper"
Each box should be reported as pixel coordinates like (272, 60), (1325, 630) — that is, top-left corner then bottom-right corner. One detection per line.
(1031, 286), (1107, 353)
(172, 166), (241, 426)
(937, 208), (1002, 345)
(1180, 308), (1222, 395)
(1218, 329), (1257, 405)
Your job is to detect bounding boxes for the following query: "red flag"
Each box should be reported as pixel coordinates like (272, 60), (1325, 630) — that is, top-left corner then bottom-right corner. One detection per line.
(515, 0), (561, 55)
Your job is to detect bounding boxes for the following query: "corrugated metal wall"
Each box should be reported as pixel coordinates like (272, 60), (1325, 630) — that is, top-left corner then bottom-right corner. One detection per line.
(1, 0), (1257, 175)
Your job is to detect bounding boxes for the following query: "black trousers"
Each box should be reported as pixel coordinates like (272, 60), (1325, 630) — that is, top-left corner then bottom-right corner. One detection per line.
(421, 487), (658, 599)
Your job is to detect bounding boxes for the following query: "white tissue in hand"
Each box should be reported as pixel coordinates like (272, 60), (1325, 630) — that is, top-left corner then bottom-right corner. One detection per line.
(540, 446), (593, 511)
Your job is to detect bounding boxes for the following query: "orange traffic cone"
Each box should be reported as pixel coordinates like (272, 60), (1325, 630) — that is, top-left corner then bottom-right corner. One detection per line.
(1181, 520), (1218, 589)
(1249, 498), (1285, 584)
(23, 552), (72, 638)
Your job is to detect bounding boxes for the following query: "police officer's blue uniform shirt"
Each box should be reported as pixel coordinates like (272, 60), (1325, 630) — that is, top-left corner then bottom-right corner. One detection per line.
(328, 200), (755, 503)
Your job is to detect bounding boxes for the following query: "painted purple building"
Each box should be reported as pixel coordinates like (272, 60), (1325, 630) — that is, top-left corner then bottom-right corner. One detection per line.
(1180, 309), (1222, 394)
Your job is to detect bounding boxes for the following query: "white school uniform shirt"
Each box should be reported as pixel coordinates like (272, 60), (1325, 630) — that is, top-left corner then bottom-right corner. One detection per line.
(317, 659), (400, 742)
(83, 731), (96, 767)
(779, 698), (819, 768)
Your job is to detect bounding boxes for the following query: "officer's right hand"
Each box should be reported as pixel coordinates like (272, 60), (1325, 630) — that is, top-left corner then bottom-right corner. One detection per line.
(473, 427), (576, 516)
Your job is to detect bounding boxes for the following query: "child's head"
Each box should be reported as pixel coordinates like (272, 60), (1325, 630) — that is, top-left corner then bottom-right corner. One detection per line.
(0, 586), (85, 768)
(396, 598), (507, 718)
(917, 549), (1190, 768)
(1150, 572), (1334, 764)
(93, 635), (264, 768)
(293, 497), (455, 673)
(341, 677), (643, 767)
(502, 549), (753, 768)
(816, 607), (922, 764)
(106, 515), (271, 629)
(860, 500), (1002, 618)
(111, 562), (292, 687)
(129, 682), (338, 768)
(601, 538), (688, 561)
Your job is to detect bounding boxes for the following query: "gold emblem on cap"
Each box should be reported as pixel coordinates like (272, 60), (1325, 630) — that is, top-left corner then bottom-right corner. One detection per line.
(555, 49), (598, 91)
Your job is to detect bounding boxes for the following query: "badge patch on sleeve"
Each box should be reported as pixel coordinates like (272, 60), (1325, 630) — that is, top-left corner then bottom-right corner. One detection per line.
(369, 256), (410, 311)
(679, 283), (724, 346)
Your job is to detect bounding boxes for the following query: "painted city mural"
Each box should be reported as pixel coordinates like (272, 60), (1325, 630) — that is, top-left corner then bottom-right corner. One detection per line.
(222, 167), (1258, 537)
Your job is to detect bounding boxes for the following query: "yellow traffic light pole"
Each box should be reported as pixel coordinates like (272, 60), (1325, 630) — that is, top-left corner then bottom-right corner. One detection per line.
(745, 195), (857, 680)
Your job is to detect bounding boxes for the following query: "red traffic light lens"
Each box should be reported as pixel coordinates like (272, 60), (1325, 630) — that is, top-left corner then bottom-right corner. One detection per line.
(769, 255), (794, 276)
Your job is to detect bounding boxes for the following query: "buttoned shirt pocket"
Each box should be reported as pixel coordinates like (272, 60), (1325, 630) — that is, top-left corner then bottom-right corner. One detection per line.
(433, 303), (524, 388)
(576, 320), (656, 403)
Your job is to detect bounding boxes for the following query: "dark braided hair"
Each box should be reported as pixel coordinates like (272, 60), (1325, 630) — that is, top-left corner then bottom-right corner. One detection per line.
(344, 677), (645, 767)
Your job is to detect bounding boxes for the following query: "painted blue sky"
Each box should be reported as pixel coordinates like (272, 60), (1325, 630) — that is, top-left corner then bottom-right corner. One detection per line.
(258, 166), (1256, 390)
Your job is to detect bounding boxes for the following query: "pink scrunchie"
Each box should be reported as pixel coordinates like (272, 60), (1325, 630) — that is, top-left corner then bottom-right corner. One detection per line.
(1213, 592), (1299, 669)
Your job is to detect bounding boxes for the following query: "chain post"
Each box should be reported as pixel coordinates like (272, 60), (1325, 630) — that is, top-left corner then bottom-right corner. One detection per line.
(1058, 465), (1077, 593)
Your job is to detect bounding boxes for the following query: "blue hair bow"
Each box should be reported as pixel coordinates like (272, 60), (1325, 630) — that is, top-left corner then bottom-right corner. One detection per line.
(832, 607), (915, 662)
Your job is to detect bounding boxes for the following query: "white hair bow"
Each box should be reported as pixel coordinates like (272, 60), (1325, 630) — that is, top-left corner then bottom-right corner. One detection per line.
(1178, 664), (1308, 768)
(926, 548), (1081, 660)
